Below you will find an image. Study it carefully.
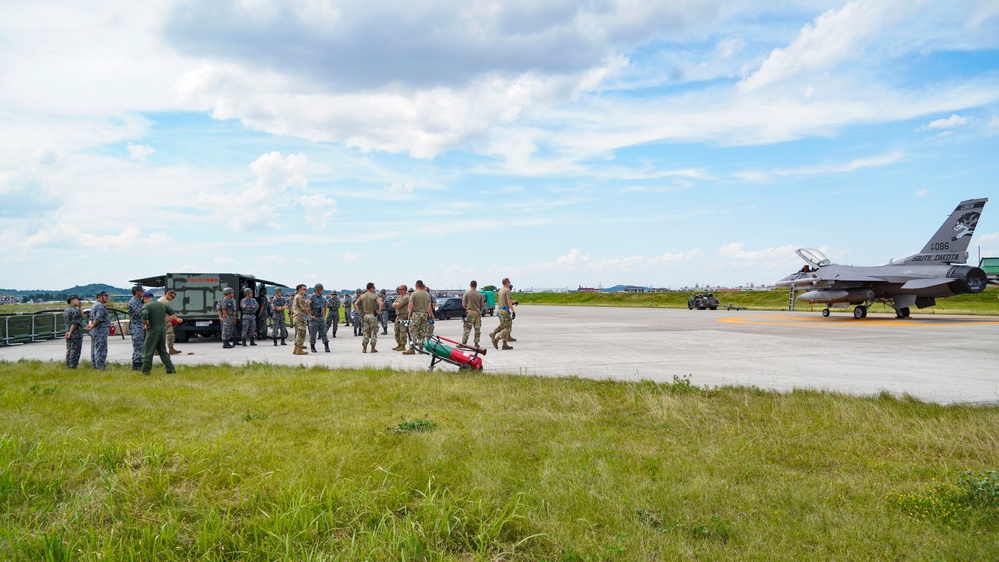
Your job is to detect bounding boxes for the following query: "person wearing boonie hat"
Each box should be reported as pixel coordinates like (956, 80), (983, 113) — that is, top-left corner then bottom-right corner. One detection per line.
(220, 287), (237, 348)
(239, 287), (259, 346)
(86, 290), (111, 369)
(63, 294), (85, 368)
(127, 285), (146, 370)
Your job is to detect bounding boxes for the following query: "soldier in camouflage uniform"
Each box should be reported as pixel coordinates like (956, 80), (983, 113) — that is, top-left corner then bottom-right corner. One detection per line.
(342, 293), (352, 327)
(240, 288), (259, 346)
(63, 294), (85, 368)
(461, 280), (483, 348)
(158, 289), (182, 354)
(325, 292), (341, 338)
(392, 285), (410, 351)
(403, 281), (433, 355)
(86, 290), (111, 369)
(378, 289), (389, 335)
(256, 286), (271, 340)
(352, 289), (363, 336)
(307, 283), (329, 353)
(489, 278), (516, 350)
(270, 287), (289, 346)
(127, 285), (146, 370)
(292, 284), (309, 355)
(220, 287), (236, 349)
(357, 282), (382, 353)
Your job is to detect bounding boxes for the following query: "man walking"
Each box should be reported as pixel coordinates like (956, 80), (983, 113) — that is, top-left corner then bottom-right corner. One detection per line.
(140, 291), (180, 375)
(292, 284), (309, 355)
(356, 282), (382, 353)
(158, 289), (183, 354)
(63, 294), (85, 368)
(219, 287), (236, 348)
(127, 285), (146, 370)
(461, 280), (483, 348)
(86, 290), (111, 369)
(325, 291), (340, 338)
(307, 283), (330, 353)
(403, 280), (433, 355)
(240, 288), (259, 346)
(392, 285), (410, 351)
(271, 287), (289, 346)
(489, 278), (516, 350)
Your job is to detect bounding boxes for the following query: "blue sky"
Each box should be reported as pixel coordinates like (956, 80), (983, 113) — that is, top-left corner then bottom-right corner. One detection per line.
(2, 0), (998, 292)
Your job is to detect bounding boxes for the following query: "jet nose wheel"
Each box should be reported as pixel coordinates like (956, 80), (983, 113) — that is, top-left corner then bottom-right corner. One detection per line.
(822, 308), (830, 317)
(895, 307), (910, 319)
(853, 306), (868, 319)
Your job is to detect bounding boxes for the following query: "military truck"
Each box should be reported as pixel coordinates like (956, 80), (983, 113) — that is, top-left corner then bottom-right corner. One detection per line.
(129, 273), (289, 342)
(687, 293), (720, 310)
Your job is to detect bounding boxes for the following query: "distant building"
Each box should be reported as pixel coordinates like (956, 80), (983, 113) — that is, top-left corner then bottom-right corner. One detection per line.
(577, 286), (601, 293)
(980, 257), (999, 279)
(0, 295), (17, 304)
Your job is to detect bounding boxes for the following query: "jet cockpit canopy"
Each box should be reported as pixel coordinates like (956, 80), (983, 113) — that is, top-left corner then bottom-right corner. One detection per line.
(796, 248), (831, 268)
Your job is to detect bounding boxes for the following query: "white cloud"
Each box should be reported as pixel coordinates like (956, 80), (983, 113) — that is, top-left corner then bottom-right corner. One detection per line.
(21, 224), (171, 253)
(344, 252), (362, 261)
(128, 143), (156, 161)
(718, 243), (799, 261)
(734, 151), (904, 182)
(923, 114), (969, 130)
(915, 189), (931, 197)
(195, 152), (311, 232)
(298, 193), (338, 230)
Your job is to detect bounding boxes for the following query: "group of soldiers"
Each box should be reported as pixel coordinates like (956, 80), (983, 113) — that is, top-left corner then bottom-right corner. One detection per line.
(216, 277), (519, 357)
(61, 277), (518, 372)
(64, 285), (183, 375)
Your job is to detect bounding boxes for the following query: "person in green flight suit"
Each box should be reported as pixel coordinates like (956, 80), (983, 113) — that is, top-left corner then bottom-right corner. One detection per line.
(140, 291), (182, 375)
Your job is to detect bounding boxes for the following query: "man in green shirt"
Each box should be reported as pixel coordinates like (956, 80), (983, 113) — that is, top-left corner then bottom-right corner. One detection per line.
(461, 280), (484, 348)
(403, 280), (433, 355)
(489, 278), (515, 350)
(356, 282), (383, 353)
(140, 291), (181, 375)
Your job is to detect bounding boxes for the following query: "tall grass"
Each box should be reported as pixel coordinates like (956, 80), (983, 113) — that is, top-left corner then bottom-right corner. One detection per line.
(1, 361), (997, 560)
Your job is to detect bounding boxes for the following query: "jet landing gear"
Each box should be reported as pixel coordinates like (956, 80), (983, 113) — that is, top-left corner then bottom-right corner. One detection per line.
(895, 307), (911, 319)
(853, 306), (868, 319)
(822, 308), (831, 317)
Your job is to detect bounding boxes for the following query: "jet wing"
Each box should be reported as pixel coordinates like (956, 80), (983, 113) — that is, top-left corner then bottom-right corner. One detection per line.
(900, 278), (955, 290)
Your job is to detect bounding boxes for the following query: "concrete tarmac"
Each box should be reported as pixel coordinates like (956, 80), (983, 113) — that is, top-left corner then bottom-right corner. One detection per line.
(3, 306), (998, 404)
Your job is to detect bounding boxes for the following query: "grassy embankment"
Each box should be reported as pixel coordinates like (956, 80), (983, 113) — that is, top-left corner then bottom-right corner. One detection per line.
(2, 361), (998, 560)
(515, 287), (999, 315)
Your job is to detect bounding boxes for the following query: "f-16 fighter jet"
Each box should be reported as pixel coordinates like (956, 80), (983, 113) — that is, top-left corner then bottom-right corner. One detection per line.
(777, 198), (989, 319)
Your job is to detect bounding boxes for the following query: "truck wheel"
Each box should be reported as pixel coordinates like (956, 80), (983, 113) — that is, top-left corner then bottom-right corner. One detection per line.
(709, 306), (717, 310)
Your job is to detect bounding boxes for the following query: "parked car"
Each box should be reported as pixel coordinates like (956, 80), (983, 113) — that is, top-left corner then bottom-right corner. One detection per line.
(687, 293), (720, 310)
(434, 297), (466, 320)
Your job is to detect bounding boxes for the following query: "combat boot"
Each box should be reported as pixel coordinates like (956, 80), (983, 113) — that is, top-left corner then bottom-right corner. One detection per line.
(502, 343), (513, 350)
(169, 345), (182, 355)
(280, 338), (287, 346)
(370, 345), (377, 353)
(324, 342), (330, 353)
(294, 345), (308, 355)
(402, 347), (415, 355)
(507, 338), (517, 342)
(241, 340), (247, 347)
(310, 343), (317, 353)
(223, 341), (233, 349)
(362, 343), (368, 353)
(273, 338), (278, 346)
(392, 344), (404, 351)
(491, 334), (499, 349)
(250, 338), (257, 346)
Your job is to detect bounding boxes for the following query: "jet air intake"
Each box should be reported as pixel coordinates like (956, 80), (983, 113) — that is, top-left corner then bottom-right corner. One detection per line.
(798, 289), (875, 304)
(947, 266), (988, 294)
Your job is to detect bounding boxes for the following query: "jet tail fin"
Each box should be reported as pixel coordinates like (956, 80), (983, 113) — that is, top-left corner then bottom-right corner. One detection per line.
(898, 198), (987, 264)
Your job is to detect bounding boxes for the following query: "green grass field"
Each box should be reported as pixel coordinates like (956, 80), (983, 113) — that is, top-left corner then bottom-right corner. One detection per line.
(514, 287), (999, 315)
(2, 361), (997, 560)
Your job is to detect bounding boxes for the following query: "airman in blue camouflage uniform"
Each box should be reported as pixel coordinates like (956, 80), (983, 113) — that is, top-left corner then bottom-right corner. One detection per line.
(220, 288), (236, 348)
(307, 283), (329, 353)
(127, 285), (145, 370)
(271, 288), (289, 346)
(240, 288), (259, 346)
(63, 294), (85, 368)
(325, 292), (340, 338)
(86, 290), (111, 369)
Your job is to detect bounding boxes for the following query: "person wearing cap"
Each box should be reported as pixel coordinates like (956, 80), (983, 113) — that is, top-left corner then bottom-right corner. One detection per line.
(325, 291), (341, 338)
(489, 278), (516, 350)
(219, 287), (237, 348)
(271, 287), (289, 346)
(356, 282), (383, 353)
(140, 291), (179, 375)
(86, 290), (111, 369)
(461, 280), (484, 349)
(239, 288), (259, 346)
(307, 283), (329, 353)
(342, 292), (352, 328)
(292, 283), (309, 355)
(352, 288), (363, 337)
(158, 289), (182, 354)
(127, 285), (146, 370)
(63, 295), (85, 368)
(392, 285), (410, 351)
(378, 289), (389, 335)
